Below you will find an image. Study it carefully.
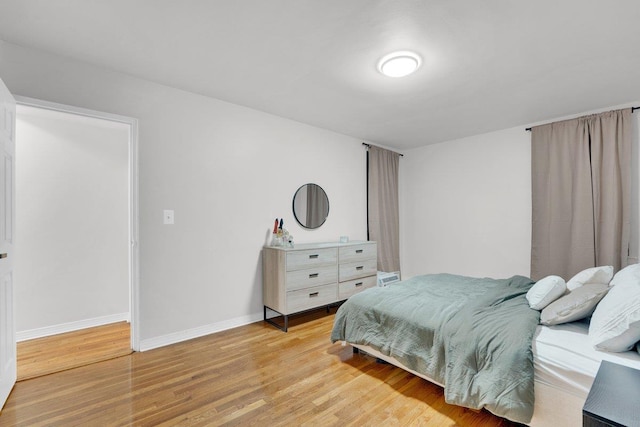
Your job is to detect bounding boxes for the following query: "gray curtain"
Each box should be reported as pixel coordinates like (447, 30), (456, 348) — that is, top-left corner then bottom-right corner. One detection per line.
(368, 145), (400, 272)
(531, 109), (631, 280)
(306, 183), (328, 227)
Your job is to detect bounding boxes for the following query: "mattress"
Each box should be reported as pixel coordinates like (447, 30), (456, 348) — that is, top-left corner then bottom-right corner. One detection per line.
(533, 321), (640, 399)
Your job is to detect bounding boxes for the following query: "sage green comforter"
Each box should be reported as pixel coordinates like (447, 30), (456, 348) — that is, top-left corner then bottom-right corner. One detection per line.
(330, 273), (539, 424)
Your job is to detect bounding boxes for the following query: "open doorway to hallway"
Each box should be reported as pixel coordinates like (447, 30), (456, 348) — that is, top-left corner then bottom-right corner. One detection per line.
(14, 101), (138, 379)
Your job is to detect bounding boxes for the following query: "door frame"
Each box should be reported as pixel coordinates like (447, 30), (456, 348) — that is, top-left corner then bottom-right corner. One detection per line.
(0, 76), (16, 410)
(15, 96), (140, 351)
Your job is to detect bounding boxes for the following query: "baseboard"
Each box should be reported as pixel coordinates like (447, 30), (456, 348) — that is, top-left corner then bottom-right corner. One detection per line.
(139, 312), (263, 352)
(17, 312), (130, 342)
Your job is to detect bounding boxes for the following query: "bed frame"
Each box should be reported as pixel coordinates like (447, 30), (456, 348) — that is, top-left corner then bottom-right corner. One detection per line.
(349, 343), (585, 427)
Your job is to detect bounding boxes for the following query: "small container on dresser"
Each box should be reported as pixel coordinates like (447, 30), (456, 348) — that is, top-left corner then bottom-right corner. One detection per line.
(262, 241), (377, 332)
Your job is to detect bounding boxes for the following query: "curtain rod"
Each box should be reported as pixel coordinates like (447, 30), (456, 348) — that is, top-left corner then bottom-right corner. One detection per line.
(362, 142), (404, 157)
(525, 106), (640, 131)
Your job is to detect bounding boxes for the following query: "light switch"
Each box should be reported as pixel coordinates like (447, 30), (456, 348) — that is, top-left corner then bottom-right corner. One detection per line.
(163, 210), (174, 225)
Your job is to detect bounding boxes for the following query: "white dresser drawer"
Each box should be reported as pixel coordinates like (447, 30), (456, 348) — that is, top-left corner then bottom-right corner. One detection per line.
(286, 248), (337, 271)
(286, 283), (337, 313)
(285, 265), (337, 291)
(338, 275), (376, 300)
(339, 243), (377, 263)
(339, 259), (377, 282)
(263, 241), (377, 331)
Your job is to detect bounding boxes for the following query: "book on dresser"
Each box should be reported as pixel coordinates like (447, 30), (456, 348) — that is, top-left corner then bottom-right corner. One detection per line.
(262, 241), (377, 331)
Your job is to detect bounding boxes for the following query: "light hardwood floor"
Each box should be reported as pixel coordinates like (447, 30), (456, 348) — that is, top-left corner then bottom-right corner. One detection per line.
(17, 321), (132, 381)
(1, 309), (516, 426)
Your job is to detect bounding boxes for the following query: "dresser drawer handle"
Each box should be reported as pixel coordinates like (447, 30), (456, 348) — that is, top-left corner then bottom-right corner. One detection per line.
(309, 273), (319, 278)
(355, 282), (363, 287)
(355, 249), (363, 253)
(309, 292), (319, 297)
(309, 254), (319, 259)
(356, 266), (364, 271)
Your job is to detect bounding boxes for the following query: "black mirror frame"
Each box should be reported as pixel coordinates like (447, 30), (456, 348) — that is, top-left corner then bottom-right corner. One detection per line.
(292, 183), (330, 229)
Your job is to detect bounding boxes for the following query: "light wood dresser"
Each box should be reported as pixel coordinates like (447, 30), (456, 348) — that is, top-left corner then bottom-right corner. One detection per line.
(263, 241), (377, 331)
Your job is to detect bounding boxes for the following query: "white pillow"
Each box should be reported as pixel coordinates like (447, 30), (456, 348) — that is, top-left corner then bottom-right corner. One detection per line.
(610, 262), (640, 287)
(589, 264), (640, 352)
(526, 275), (566, 310)
(566, 266), (613, 291)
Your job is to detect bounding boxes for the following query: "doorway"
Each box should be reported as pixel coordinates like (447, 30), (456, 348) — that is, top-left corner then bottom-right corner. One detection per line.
(14, 97), (139, 378)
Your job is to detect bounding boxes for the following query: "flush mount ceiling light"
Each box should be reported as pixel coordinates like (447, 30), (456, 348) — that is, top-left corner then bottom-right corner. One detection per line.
(378, 51), (421, 77)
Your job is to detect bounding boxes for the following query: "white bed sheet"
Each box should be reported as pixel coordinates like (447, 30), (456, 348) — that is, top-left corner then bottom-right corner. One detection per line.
(533, 321), (640, 399)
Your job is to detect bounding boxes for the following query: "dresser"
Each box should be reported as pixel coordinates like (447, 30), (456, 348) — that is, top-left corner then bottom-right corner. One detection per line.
(262, 241), (377, 331)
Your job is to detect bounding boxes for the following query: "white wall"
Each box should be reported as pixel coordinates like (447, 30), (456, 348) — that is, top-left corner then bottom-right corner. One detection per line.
(15, 106), (130, 335)
(400, 127), (531, 279)
(0, 41), (368, 349)
(400, 106), (640, 280)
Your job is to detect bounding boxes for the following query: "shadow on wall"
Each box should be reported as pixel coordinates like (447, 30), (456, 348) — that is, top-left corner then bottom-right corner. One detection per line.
(249, 250), (263, 315)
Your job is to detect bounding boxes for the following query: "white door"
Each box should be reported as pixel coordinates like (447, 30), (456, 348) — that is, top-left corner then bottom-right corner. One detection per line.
(0, 77), (16, 410)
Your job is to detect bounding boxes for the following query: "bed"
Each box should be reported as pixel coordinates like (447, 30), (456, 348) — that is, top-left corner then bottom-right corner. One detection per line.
(330, 273), (640, 426)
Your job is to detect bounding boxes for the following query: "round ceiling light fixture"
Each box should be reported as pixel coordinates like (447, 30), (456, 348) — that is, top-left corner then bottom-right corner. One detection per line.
(378, 51), (421, 77)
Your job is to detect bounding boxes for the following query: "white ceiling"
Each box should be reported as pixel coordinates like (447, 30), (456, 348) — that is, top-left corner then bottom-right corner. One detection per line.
(1, 0), (640, 150)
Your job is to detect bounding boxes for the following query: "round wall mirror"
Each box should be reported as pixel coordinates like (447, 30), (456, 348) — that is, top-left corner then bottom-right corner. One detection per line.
(292, 183), (329, 229)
